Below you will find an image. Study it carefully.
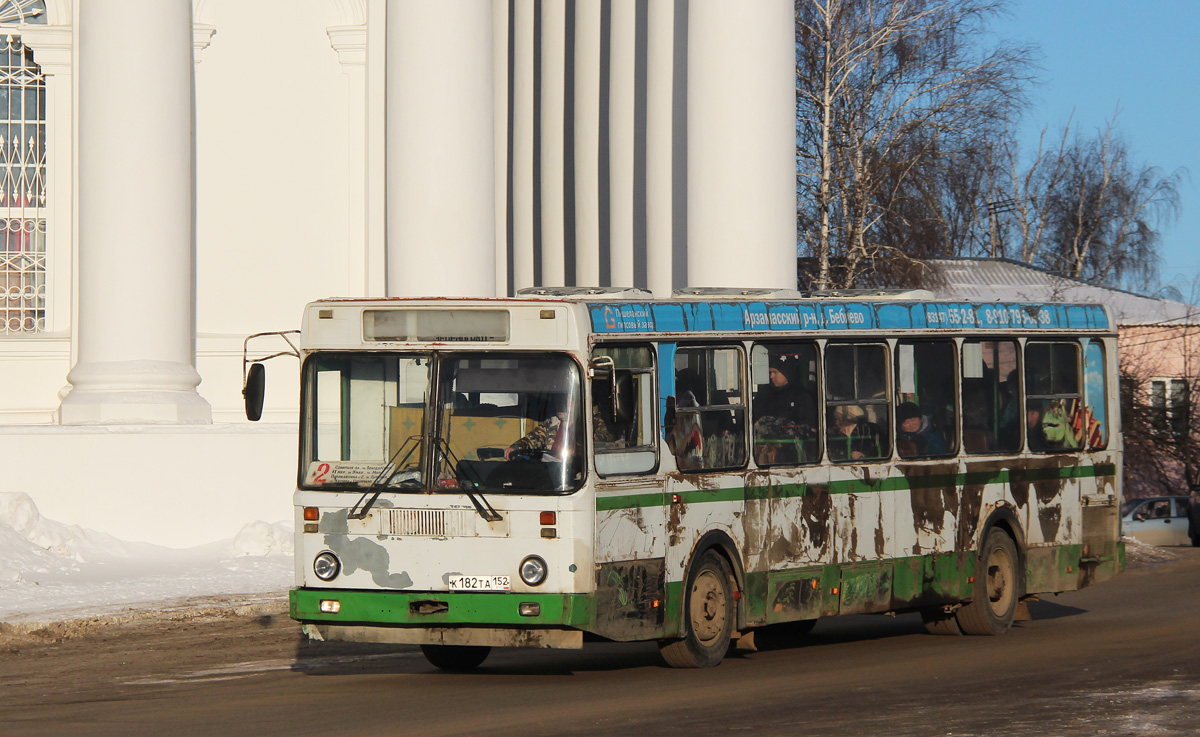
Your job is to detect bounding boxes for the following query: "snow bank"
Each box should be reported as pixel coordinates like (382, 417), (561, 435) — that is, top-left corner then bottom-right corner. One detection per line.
(229, 520), (294, 558)
(0, 492), (294, 625)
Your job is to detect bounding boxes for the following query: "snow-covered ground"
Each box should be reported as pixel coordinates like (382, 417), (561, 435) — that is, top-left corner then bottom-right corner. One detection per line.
(0, 492), (293, 627)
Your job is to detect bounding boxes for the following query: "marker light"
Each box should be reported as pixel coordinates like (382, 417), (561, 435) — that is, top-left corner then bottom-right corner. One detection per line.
(540, 511), (556, 525)
(303, 507), (319, 521)
(519, 555), (548, 586)
(314, 551), (341, 581)
(319, 599), (341, 614)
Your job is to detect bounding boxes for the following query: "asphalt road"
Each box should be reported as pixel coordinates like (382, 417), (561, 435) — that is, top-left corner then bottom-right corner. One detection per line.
(3, 547), (1198, 737)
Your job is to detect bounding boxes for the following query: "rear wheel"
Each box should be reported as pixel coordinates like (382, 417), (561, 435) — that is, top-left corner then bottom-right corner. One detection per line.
(420, 644), (491, 671)
(956, 528), (1021, 636)
(659, 551), (734, 668)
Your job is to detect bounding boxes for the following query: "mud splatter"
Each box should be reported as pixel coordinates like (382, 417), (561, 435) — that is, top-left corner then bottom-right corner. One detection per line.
(1039, 505), (1062, 542)
(800, 485), (832, 554)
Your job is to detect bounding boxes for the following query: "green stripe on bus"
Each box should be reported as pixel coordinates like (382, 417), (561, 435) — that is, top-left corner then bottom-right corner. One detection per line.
(596, 492), (663, 511)
(596, 463), (1115, 510)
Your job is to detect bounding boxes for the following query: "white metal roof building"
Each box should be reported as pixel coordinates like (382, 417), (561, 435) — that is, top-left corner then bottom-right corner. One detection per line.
(925, 258), (1199, 327)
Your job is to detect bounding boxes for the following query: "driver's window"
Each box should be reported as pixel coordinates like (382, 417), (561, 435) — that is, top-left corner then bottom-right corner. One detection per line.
(592, 344), (658, 476)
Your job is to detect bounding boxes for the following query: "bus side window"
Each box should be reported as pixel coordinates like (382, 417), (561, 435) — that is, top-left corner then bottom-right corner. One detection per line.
(961, 340), (1020, 455)
(1025, 341), (1083, 453)
(669, 346), (747, 471)
(592, 345), (658, 476)
(750, 342), (820, 466)
(1082, 341), (1108, 450)
(894, 341), (957, 459)
(825, 343), (889, 462)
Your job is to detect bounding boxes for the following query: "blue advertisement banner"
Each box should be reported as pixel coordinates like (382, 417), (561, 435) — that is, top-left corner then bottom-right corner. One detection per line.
(588, 301), (1110, 335)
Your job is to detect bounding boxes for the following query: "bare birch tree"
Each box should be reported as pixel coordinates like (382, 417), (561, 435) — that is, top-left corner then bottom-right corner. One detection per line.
(985, 116), (1185, 290)
(795, 0), (1030, 289)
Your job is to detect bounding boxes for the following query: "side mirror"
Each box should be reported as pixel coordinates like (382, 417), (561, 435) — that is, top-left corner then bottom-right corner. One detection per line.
(244, 362), (265, 421)
(611, 370), (635, 425)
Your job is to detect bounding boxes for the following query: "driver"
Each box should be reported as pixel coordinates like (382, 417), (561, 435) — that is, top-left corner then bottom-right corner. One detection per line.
(505, 396), (569, 459)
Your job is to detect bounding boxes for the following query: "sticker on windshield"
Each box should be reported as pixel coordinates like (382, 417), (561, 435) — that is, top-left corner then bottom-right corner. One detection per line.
(305, 461), (412, 485)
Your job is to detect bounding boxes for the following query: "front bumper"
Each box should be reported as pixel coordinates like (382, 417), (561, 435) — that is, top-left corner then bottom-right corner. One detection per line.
(291, 587), (595, 648)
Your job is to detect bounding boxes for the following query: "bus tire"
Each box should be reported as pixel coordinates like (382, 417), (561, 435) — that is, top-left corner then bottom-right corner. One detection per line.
(658, 550), (734, 668)
(420, 644), (491, 671)
(956, 528), (1020, 636)
(920, 607), (963, 636)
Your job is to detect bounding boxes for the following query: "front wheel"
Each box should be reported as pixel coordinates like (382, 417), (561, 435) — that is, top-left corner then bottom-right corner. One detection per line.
(956, 528), (1021, 636)
(659, 551), (735, 668)
(420, 644), (491, 671)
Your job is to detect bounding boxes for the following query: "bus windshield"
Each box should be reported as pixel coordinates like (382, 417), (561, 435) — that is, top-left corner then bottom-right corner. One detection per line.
(435, 353), (584, 494)
(301, 352), (584, 494)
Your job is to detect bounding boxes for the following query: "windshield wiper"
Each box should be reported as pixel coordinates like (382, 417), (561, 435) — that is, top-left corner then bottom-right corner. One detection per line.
(433, 437), (503, 523)
(348, 435), (422, 520)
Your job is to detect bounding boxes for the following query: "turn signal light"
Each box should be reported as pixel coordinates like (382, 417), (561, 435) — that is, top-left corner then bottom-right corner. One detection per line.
(540, 511), (556, 525)
(303, 507), (319, 521)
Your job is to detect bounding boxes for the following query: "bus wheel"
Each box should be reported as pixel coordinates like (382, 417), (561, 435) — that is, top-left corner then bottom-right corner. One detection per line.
(920, 607), (963, 636)
(420, 644), (491, 671)
(659, 551), (734, 668)
(956, 528), (1020, 636)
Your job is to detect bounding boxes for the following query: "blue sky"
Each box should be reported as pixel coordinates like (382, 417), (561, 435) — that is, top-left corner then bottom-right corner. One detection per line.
(993, 0), (1199, 298)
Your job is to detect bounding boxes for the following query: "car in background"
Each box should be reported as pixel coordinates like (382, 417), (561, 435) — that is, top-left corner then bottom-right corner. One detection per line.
(1122, 496), (1195, 547)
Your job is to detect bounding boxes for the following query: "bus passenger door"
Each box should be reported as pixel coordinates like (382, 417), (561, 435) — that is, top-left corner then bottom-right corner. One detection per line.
(825, 342), (901, 615)
(591, 343), (668, 640)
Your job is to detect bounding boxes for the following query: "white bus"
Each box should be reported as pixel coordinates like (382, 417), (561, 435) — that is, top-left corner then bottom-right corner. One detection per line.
(246, 287), (1122, 669)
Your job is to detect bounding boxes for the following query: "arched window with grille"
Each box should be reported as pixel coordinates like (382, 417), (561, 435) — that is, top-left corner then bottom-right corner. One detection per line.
(0, 2), (46, 333)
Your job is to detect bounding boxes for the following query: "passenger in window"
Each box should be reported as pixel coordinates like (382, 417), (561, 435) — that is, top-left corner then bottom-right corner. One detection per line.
(754, 355), (817, 426)
(1026, 404), (1048, 452)
(590, 381), (621, 449)
(997, 370), (1021, 448)
(753, 356), (818, 463)
(665, 392), (703, 470)
(895, 402), (945, 458)
(828, 404), (882, 461)
(1041, 398), (1081, 451)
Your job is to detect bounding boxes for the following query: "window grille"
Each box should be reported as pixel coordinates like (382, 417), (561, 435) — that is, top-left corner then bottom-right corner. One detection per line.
(0, 1), (46, 25)
(0, 33), (45, 334)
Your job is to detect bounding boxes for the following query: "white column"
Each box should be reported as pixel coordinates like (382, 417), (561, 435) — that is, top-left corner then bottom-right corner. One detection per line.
(608, 0), (636, 287)
(386, 0), (496, 297)
(539, 0), (567, 286)
(645, 0), (674, 298)
(511, 0), (536, 291)
(493, 0), (510, 296)
(573, 0), (602, 286)
(327, 23), (369, 296)
(366, 0), (388, 297)
(687, 0), (796, 289)
(60, 0), (211, 425)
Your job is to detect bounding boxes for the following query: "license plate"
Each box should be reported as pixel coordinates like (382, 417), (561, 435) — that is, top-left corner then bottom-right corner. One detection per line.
(448, 575), (511, 591)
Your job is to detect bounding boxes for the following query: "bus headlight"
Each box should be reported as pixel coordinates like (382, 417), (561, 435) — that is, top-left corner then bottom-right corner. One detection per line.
(519, 555), (547, 586)
(313, 551), (341, 581)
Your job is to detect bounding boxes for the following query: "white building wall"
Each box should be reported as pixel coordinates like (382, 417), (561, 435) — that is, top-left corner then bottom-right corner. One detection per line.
(1, 0), (798, 546)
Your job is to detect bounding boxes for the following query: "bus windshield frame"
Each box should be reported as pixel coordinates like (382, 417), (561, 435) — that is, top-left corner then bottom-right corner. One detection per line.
(299, 351), (586, 495)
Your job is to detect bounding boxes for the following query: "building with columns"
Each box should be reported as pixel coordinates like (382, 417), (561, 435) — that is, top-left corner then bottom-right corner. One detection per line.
(0, 0), (797, 546)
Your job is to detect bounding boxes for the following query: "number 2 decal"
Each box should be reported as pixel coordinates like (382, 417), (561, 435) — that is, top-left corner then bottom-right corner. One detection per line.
(314, 463), (331, 483)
